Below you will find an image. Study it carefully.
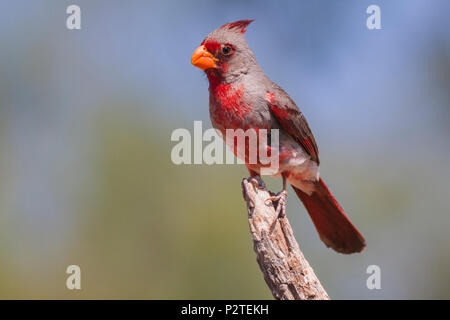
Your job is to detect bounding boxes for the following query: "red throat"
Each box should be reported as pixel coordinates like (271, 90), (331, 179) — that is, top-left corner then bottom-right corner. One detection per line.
(207, 70), (250, 129)
(211, 82), (246, 115)
(206, 69), (222, 87)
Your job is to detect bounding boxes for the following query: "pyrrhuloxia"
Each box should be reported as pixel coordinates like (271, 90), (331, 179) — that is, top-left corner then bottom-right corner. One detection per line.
(191, 20), (365, 254)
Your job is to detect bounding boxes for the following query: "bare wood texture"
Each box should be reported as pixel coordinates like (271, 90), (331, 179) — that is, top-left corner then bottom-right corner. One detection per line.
(241, 176), (330, 300)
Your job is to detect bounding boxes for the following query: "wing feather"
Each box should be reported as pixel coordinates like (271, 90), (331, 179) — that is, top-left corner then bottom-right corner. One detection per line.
(267, 87), (320, 164)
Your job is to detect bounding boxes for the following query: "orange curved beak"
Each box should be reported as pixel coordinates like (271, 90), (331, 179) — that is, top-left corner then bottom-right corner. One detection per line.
(191, 45), (217, 70)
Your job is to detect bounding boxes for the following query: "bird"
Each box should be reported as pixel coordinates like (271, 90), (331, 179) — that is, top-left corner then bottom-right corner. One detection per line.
(191, 20), (365, 254)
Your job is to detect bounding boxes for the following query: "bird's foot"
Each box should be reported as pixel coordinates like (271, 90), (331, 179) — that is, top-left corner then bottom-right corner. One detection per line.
(265, 190), (287, 219)
(247, 175), (265, 189)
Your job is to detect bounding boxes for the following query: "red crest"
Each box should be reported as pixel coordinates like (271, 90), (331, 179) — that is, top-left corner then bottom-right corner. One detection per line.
(221, 19), (254, 34)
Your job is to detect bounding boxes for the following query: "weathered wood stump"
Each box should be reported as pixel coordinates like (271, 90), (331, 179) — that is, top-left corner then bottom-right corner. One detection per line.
(241, 176), (330, 300)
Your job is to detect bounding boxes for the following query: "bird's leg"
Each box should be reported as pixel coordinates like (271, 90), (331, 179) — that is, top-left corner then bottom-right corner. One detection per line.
(247, 168), (265, 188)
(265, 173), (287, 218)
(248, 168), (259, 178)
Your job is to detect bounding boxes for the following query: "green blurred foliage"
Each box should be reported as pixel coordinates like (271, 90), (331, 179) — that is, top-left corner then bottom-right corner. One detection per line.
(0, 106), (272, 299)
(74, 107), (271, 298)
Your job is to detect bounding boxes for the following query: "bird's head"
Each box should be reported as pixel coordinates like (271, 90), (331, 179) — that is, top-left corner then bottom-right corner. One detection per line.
(191, 20), (258, 84)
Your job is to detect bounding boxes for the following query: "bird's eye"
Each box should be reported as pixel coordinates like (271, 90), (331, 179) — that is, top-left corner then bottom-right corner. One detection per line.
(222, 45), (233, 55)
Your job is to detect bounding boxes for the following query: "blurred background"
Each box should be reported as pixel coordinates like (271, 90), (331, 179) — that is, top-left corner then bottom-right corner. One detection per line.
(0, 0), (449, 299)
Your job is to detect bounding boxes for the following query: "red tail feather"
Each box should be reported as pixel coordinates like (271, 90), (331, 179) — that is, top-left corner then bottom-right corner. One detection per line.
(292, 178), (365, 254)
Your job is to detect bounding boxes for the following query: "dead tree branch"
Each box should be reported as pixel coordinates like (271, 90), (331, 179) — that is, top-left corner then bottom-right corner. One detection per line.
(241, 176), (330, 300)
